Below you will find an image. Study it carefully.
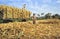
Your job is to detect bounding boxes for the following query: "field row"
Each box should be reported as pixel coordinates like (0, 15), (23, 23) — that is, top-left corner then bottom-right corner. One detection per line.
(0, 19), (60, 39)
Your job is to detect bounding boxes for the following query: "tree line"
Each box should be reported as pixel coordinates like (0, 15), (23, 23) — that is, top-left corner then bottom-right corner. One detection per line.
(36, 13), (60, 20)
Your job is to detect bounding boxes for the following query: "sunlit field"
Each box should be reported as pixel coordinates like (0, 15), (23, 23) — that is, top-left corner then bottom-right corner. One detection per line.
(0, 19), (60, 39)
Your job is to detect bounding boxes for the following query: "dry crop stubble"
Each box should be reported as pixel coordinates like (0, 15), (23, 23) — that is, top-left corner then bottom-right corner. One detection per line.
(0, 19), (60, 39)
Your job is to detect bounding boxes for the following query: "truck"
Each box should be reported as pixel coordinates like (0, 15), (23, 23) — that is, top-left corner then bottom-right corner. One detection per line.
(0, 5), (31, 23)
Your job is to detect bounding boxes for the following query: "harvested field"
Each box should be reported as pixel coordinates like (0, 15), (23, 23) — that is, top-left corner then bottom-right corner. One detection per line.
(0, 19), (60, 39)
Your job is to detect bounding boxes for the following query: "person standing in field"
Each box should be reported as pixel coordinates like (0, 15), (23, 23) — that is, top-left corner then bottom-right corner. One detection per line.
(32, 13), (36, 24)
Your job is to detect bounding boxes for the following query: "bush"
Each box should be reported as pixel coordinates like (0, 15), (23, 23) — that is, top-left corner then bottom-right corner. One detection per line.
(0, 19), (3, 23)
(3, 19), (13, 23)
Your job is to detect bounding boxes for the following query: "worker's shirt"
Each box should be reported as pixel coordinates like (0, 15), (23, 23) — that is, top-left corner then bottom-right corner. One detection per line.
(32, 16), (36, 20)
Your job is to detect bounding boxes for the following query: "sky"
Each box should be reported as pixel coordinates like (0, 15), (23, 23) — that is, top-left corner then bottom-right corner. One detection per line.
(0, 0), (60, 15)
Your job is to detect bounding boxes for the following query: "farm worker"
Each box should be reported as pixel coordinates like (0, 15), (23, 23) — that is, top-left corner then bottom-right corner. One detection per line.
(32, 13), (36, 24)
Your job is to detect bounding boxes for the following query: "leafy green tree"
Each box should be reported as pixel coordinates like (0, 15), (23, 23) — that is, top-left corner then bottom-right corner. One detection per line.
(54, 14), (60, 19)
(37, 14), (40, 18)
(45, 13), (51, 19)
(41, 13), (44, 15)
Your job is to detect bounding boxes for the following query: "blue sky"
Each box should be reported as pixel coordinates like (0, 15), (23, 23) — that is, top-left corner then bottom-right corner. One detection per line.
(0, 0), (60, 15)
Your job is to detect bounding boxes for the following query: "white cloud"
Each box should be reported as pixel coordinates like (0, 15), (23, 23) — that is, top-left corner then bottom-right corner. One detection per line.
(42, 0), (52, 3)
(56, 0), (60, 3)
(27, 1), (40, 13)
(27, 2), (60, 15)
(28, 3), (49, 13)
(0, 0), (60, 15)
(26, 0), (32, 2)
(7, 0), (21, 2)
(25, 0), (55, 15)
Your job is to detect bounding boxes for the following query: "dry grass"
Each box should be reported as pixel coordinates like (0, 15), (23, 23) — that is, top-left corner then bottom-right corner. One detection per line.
(0, 19), (60, 39)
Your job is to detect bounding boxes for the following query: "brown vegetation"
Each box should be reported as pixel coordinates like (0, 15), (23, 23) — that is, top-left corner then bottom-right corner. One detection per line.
(0, 19), (60, 39)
